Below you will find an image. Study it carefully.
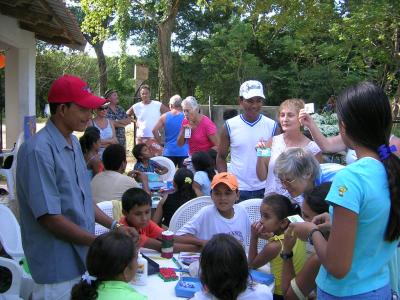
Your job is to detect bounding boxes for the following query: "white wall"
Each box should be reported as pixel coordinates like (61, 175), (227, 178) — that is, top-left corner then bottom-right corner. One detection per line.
(0, 14), (36, 147)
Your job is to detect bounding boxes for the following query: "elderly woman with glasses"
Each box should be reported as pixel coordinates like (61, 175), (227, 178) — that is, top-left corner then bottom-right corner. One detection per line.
(273, 147), (343, 204)
(88, 103), (118, 157)
(177, 96), (219, 155)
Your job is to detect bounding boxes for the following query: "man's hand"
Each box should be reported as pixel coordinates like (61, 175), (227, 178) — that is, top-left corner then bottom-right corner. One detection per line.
(117, 225), (139, 247)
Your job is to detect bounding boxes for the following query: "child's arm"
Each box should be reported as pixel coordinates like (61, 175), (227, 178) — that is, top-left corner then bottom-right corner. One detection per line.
(284, 254), (320, 300)
(175, 234), (207, 248)
(192, 181), (204, 197)
(248, 221), (280, 269)
(174, 242), (202, 253)
(152, 196), (167, 225)
(143, 236), (202, 253)
(152, 161), (168, 175)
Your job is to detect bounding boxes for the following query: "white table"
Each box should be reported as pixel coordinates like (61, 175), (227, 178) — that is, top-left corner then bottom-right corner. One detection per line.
(132, 249), (274, 300)
(132, 249), (182, 300)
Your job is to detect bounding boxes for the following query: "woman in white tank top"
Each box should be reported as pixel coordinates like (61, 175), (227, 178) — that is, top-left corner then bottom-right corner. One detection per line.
(256, 99), (322, 198)
(89, 103), (118, 157)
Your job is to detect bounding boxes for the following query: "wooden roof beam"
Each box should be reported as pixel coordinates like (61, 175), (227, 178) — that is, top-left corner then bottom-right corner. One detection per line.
(0, 4), (53, 25)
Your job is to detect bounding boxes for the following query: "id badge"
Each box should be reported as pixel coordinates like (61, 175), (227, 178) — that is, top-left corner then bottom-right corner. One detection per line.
(184, 127), (191, 138)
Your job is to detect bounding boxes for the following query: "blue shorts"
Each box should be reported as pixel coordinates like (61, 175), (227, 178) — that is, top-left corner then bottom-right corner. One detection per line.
(317, 284), (391, 300)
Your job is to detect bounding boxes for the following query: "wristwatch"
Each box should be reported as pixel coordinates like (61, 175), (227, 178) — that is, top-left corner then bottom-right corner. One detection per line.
(307, 228), (322, 246)
(280, 251), (293, 260)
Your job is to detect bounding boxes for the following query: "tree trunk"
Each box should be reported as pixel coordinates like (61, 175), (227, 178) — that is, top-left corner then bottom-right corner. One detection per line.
(157, 0), (180, 104)
(84, 33), (107, 96)
(92, 41), (107, 96)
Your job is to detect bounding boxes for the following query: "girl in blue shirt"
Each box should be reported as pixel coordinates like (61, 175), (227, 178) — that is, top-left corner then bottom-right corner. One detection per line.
(289, 81), (400, 299)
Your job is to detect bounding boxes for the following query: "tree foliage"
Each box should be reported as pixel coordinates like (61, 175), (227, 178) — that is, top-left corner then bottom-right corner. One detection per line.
(36, 0), (400, 111)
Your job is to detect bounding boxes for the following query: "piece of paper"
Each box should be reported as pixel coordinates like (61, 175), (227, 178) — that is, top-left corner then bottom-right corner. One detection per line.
(304, 103), (315, 114)
(287, 214), (305, 223)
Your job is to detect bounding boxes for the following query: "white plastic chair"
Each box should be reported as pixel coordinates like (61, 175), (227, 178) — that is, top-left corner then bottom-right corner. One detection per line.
(169, 196), (213, 233)
(0, 204), (34, 299)
(94, 201), (114, 236)
(0, 257), (23, 299)
(0, 204), (24, 261)
(151, 156), (176, 182)
(0, 132), (24, 200)
(238, 198), (267, 250)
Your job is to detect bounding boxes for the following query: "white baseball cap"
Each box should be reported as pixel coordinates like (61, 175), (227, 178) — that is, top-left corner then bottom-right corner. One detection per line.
(239, 80), (265, 100)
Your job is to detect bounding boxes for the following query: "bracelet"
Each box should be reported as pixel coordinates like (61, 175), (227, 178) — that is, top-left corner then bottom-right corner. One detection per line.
(110, 220), (118, 230)
(307, 228), (322, 246)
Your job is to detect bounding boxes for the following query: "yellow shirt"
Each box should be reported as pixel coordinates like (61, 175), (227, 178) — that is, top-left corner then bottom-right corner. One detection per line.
(269, 234), (306, 296)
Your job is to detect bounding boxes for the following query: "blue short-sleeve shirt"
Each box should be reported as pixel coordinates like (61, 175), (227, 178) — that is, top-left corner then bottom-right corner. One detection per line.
(16, 120), (95, 284)
(316, 157), (398, 296)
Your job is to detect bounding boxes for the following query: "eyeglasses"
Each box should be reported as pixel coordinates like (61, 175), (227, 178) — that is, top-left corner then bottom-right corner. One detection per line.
(279, 177), (297, 186)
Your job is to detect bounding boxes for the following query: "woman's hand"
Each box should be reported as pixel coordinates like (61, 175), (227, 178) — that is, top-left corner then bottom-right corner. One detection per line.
(298, 108), (313, 127)
(288, 221), (318, 241)
(312, 212), (331, 233)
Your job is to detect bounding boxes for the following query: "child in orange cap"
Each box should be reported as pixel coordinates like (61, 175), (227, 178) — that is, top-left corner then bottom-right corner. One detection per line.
(175, 172), (251, 248)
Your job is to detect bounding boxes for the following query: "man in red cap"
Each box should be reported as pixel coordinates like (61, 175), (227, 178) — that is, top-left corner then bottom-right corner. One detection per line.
(16, 75), (136, 300)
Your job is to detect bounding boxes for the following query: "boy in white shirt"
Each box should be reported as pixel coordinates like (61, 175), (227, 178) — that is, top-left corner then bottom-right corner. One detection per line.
(175, 172), (251, 247)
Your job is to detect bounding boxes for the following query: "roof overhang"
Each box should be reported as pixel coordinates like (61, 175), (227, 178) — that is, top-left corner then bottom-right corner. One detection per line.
(0, 0), (86, 50)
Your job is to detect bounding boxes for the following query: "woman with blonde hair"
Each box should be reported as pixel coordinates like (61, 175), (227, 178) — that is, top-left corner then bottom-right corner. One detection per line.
(256, 99), (322, 203)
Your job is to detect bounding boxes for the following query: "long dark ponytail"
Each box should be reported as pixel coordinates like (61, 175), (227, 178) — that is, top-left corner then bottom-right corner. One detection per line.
(174, 168), (197, 204)
(336, 81), (400, 241)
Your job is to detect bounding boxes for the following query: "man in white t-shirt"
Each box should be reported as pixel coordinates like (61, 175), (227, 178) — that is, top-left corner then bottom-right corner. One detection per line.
(127, 84), (169, 156)
(175, 172), (251, 247)
(217, 80), (279, 201)
(91, 144), (150, 203)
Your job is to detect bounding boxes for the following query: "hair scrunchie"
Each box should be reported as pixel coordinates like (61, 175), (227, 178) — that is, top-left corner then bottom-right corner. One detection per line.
(377, 144), (397, 160)
(82, 271), (97, 285)
(184, 177), (192, 184)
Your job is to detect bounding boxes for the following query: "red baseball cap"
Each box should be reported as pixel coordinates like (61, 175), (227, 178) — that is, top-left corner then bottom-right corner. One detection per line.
(48, 74), (106, 109)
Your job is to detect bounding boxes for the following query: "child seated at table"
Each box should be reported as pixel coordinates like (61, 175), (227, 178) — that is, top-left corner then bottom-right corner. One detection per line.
(175, 172), (251, 248)
(248, 194), (306, 299)
(152, 168), (197, 227)
(120, 187), (199, 252)
(71, 231), (147, 300)
(192, 233), (273, 300)
(192, 151), (216, 196)
(132, 143), (168, 175)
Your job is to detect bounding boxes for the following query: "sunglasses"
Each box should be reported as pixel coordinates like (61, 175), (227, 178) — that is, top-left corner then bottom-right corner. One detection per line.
(98, 106), (108, 111)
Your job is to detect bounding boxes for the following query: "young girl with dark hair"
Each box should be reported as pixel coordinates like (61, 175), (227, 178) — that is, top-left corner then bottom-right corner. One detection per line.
(301, 182), (331, 222)
(192, 233), (273, 300)
(71, 231), (147, 300)
(152, 168), (197, 227)
(281, 182), (331, 300)
(248, 194), (306, 299)
(291, 81), (400, 299)
(79, 126), (104, 178)
(191, 151), (216, 196)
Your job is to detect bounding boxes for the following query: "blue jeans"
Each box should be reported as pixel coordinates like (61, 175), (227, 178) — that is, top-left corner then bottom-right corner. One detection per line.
(317, 284), (391, 300)
(238, 188), (265, 202)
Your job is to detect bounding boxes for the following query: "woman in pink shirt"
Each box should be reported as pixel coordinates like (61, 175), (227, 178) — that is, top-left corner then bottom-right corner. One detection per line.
(177, 96), (219, 155)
